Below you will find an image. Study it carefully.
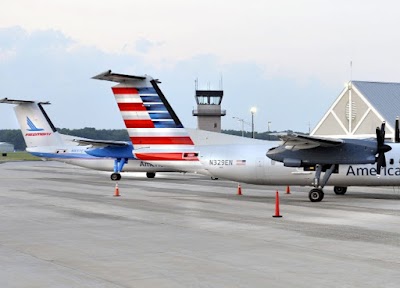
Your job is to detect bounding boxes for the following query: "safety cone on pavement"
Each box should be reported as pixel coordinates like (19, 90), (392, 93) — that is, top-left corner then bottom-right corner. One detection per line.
(237, 184), (242, 195)
(114, 183), (120, 197)
(286, 186), (291, 194)
(273, 191), (282, 218)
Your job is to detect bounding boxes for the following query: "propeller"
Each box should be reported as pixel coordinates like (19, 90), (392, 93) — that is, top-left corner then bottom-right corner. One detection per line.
(376, 122), (392, 175)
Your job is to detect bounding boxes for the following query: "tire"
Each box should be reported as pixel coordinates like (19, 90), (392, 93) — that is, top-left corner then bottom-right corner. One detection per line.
(334, 186), (347, 195)
(309, 188), (324, 202)
(111, 173), (120, 181)
(146, 172), (156, 178)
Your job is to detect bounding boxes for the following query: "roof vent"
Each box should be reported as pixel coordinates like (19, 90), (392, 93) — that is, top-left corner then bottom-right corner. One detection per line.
(345, 101), (356, 121)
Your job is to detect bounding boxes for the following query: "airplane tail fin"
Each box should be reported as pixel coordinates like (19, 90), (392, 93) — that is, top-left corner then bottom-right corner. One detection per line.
(0, 98), (64, 148)
(93, 70), (198, 163)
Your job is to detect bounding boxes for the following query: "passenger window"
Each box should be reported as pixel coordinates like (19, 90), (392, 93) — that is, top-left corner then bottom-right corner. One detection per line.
(390, 158), (394, 165)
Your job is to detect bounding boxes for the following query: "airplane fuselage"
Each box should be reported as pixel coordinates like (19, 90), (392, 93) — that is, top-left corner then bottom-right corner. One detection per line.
(148, 142), (400, 187)
(199, 142), (400, 187)
(27, 145), (174, 173)
(28, 140), (400, 188)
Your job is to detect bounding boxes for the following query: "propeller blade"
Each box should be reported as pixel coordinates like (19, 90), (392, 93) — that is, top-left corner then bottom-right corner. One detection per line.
(396, 117), (399, 143)
(376, 127), (382, 146)
(380, 153), (386, 168)
(376, 121), (390, 175)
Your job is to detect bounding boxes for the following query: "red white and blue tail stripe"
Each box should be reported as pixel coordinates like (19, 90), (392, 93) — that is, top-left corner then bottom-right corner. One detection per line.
(93, 71), (199, 165)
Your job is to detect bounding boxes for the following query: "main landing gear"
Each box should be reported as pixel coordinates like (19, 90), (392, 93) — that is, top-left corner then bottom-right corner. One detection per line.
(110, 158), (127, 181)
(309, 188), (324, 202)
(110, 159), (157, 181)
(309, 186), (347, 201)
(111, 172), (122, 181)
(308, 164), (336, 202)
(146, 172), (156, 178)
(334, 186), (347, 195)
(111, 171), (157, 180)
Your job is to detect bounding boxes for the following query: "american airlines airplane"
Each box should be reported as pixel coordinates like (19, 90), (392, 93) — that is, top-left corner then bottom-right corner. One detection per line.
(92, 70), (399, 202)
(0, 98), (175, 179)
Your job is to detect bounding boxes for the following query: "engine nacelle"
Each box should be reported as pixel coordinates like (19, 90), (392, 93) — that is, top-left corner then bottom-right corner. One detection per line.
(283, 158), (302, 167)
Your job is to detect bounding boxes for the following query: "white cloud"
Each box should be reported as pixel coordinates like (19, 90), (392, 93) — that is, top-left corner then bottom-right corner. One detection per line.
(1, 1), (400, 132)
(0, 48), (16, 62)
(2, 0), (400, 85)
(0, 26), (338, 133)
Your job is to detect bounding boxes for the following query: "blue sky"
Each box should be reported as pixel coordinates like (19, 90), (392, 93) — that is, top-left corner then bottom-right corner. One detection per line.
(1, 1), (400, 133)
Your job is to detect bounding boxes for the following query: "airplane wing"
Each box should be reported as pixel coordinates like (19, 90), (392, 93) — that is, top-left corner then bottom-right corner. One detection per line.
(279, 133), (344, 150)
(73, 139), (130, 147)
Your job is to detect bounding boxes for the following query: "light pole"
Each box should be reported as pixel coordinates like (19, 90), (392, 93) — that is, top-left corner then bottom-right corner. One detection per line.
(232, 117), (245, 137)
(250, 107), (257, 138)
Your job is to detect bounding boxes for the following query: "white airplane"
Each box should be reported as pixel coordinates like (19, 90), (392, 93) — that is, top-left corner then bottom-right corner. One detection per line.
(0, 98), (177, 179)
(93, 70), (400, 202)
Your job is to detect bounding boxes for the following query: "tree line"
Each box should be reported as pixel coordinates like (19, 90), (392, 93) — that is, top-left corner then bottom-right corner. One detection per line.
(0, 127), (290, 151)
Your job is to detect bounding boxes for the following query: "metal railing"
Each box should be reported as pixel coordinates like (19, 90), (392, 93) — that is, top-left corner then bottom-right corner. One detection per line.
(192, 109), (226, 116)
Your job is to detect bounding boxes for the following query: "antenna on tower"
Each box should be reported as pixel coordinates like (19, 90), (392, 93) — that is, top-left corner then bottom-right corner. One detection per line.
(350, 60), (353, 81)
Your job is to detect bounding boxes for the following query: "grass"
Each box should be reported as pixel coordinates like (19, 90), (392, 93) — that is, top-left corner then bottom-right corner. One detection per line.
(0, 151), (41, 162)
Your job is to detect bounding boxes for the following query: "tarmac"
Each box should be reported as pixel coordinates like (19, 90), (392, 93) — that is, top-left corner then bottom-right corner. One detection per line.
(1, 161), (400, 288)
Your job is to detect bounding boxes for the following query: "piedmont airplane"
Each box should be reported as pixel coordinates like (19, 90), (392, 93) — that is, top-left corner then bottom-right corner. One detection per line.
(92, 70), (399, 202)
(0, 98), (176, 179)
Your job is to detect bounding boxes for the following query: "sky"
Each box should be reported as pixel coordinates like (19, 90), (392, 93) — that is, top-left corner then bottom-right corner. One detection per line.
(1, 0), (400, 133)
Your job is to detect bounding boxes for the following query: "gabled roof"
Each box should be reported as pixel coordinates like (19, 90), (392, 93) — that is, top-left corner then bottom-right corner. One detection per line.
(353, 81), (400, 129)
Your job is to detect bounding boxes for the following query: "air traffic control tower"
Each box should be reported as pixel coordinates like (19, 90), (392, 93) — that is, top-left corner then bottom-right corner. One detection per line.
(192, 84), (226, 132)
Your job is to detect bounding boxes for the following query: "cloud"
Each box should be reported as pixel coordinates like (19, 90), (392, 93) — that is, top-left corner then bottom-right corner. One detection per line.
(0, 26), (338, 133)
(134, 38), (162, 54)
(0, 48), (16, 62)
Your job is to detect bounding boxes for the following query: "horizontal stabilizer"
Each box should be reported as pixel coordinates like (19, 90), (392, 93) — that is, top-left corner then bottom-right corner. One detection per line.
(92, 70), (148, 83)
(0, 98), (50, 105)
(73, 138), (130, 147)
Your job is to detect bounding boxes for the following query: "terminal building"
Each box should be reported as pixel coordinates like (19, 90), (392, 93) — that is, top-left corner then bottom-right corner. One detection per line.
(311, 81), (400, 141)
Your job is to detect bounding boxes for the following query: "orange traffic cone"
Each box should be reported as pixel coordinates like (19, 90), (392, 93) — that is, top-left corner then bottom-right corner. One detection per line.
(237, 184), (242, 195)
(286, 186), (291, 194)
(114, 183), (120, 197)
(273, 191), (282, 218)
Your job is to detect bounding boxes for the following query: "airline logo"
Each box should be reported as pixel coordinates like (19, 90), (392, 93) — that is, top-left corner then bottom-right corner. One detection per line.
(27, 117), (44, 131)
(112, 84), (197, 162)
(25, 117), (51, 136)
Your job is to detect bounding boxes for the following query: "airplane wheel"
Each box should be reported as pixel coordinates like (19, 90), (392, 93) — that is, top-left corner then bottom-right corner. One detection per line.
(146, 172), (156, 178)
(334, 186), (347, 195)
(309, 188), (324, 202)
(211, 177), (219, 180)
(111, 173), (121, 181)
